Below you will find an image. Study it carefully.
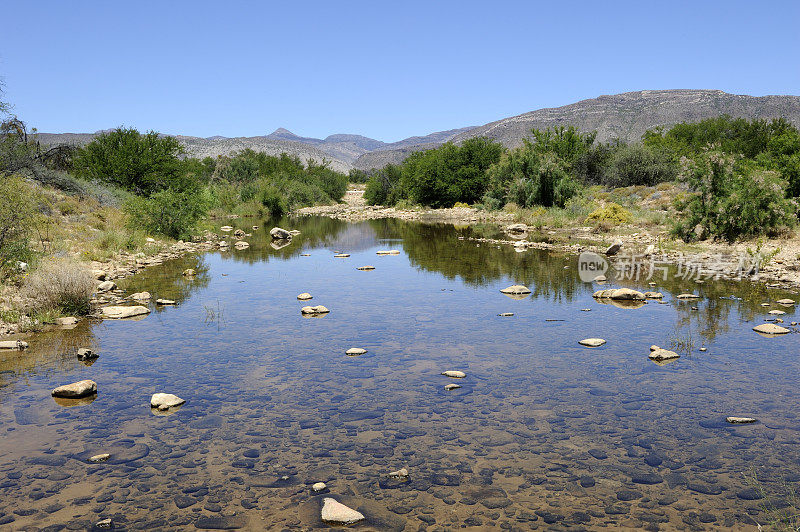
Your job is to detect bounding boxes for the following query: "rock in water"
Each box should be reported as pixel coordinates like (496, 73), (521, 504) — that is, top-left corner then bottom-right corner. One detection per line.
(150, 393), (186, 411)
(234, 241), (250, 249)
(321, 498), (364, 525)
(297, 293), (313, 301)
(182, 268), (196, 276)
(356, 265), (375, 271)
(56, 316), (78, 326)
(776, 298), (795, 305)
(156, 299), (176, 305)
(270, 227), (292, 240)
(376, 250), (400, 255)
(130, 291), (151, 301)
(334, 253), (350, 258)
(500, 285), (531, 295)
(441, 370), (466, 378)
(579, 338), (606, 347)
(768, 309), (786, 315)
(52, 380), (97, 398)
(605, 240), (623, 256)
(506, 223), (528, 233)
(0, 340), (28, 350)
(301, 305), (329, 315)
(312, 482), (327, 492)
(648, 346), (680, 361)
(77, 348), (98, 361)
(726, 416), (757, 424)
(346, 348), (367, 356)
(676, 293), (700, 299)
(389, 468), (409, 478)
(89, 453), (110, 463)
(644, 291), (663, 299)
(101, 306), (150, 319)
(444, 383), (462, 390)
(753, 323), (790, 335)
(220, 225), (233, 232)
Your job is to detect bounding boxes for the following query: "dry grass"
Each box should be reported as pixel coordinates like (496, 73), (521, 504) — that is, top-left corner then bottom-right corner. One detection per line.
(21, 258), (95, 316)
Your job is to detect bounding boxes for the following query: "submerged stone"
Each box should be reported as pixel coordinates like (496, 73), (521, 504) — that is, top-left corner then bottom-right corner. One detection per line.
(579, 338), (606, 347)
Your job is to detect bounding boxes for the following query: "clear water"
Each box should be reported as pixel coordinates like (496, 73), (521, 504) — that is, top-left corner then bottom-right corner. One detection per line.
(0, 216), (798, 530)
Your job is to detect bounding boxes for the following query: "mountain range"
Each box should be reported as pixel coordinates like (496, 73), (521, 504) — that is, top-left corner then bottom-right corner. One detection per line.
(35, 90), (800, 174)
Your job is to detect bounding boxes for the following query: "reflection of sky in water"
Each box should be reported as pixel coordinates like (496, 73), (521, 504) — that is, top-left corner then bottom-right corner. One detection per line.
(0, 216), (798, 530)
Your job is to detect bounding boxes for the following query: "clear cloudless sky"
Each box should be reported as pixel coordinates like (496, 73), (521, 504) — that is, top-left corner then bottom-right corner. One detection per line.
(2, 0), (799, 142)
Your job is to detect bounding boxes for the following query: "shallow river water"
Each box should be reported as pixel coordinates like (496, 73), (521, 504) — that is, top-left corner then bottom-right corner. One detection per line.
(1, 216), (799, 531)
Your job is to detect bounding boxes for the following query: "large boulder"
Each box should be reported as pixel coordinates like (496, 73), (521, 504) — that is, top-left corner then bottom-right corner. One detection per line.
(52, 380), (97, 398)
(97, 280), (116, 292)
(270, 227), (292, 240)
(101, 306), (151, 319)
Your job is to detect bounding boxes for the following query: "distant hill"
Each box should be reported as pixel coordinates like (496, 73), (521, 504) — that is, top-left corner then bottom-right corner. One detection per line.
(355, 90), (800, 170)
(36, 90), (800, 173)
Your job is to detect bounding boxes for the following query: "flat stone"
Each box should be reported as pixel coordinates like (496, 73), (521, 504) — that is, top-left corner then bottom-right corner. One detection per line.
(150, 393), (186, 411)
(579, 338), (606, 347)
(301, 305), (329, 315)
(593, 288), (646, 300)
(497, 312), (514, 317)
(56, 317), (79, 326)
(676, 293), (700, 299)
(156, 299), (176, 305)
(194, 515), (248, 529)
(444, 384), (461, 391)
(89, 453), (110, 463)
(346, 348), (367, 356)
(130, 291), (151, 301)
(441, 370), (466, 378)
(297, 293), (313, 301)
(776, 298), (796, 305)
(648, 347), (680, 361)
(726, 416), (757, 424)
(334, 253), (350, 258)
(321, 498), (364, 525)
(644, 292), (663, 299)
(376, 250), (400, 255)
(356, 265), (375, 270)
(0, 340), (28, 350)
(101, 306), (150, 319)
(500, 285), (531, 295)
(52, 380), (97, 398)
(768, 309), (786, 315)
(220, 226), (233, 232)
(753, 323), (790, 335)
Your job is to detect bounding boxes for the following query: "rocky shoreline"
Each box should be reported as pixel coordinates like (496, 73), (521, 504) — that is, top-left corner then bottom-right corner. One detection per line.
(298, 189), (800, 293)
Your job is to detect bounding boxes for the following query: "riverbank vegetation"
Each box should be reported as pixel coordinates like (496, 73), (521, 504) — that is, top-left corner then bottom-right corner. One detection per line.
(0, 91), (347, 328)
(364, 117), (800, 242)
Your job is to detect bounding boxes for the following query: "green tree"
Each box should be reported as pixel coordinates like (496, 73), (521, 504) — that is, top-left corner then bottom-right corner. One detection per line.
(72, 128), (191, 195)
(399, 137), (504, 207)
(604, 143), (677, 187)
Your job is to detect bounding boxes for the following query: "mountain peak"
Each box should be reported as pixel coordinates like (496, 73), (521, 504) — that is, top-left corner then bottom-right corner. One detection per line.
(268, 127), (298, 138)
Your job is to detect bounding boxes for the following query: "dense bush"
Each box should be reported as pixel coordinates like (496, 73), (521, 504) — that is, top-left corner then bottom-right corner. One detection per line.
(124, 188), (208, 239)
(603, 144), (677, 187)
(586, 202), (633, 226)
(397, 138), (504, 207)
(364, 164), (403, 206)
(21, 258), (95, 315)
(485, 142), (580, 208)
(673, 148), (797, 241)
(0, 175), (39, 271)
(72, 128), (192, 195)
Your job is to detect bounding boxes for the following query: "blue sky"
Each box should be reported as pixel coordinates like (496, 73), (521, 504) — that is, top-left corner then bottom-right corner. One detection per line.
(2, 1), (798, 142)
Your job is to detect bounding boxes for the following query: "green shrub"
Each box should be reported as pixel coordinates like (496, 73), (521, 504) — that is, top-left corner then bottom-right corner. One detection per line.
(72, 128), (192, 195)
(21, 258), (95, 316)
(673, 149), (797, 241)
(486, 149), (580, 208)
(586, 202), (633, 225)
(124, 188), (208, 239)
(364, 164), (402, 205)
(0, 175), (39, 272)
(399, 137), (504, 207)
(604, 144), (676, 187)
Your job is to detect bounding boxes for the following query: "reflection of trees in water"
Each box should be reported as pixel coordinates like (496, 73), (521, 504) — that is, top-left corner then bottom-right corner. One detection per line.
(387, 219), (584, 303)
(213, 216), (358, 265)
(0, 323), (94, 391)
(119, 254), (211, 305)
